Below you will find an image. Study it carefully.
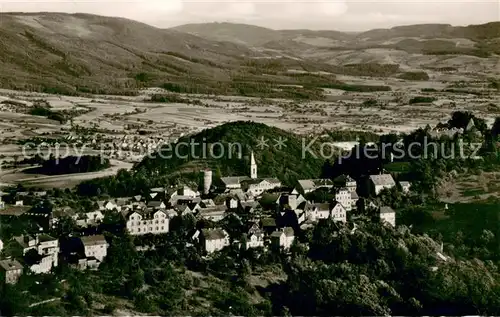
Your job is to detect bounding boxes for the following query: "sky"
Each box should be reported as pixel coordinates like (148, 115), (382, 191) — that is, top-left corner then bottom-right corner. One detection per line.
(0, 0), (498, 31)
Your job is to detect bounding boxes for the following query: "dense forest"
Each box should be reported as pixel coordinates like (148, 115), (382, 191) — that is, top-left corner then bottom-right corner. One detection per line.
(22, 155), (110, 176)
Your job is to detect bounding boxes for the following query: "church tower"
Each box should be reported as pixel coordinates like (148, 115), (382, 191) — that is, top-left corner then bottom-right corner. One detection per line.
(250, 151), (257, 179)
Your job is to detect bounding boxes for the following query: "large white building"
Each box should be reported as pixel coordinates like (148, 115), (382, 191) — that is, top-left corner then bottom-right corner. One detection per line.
(369, 174), (396, 196)
(126, 209), (169, 235)
(335, 188), (359, 211)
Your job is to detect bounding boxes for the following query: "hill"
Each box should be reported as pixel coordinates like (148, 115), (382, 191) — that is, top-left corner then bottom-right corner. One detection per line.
(0, 12), (259, 95)
(135, 121), (326, 186)
(172, 22), (283, 46)
(172, 21), (500, 57)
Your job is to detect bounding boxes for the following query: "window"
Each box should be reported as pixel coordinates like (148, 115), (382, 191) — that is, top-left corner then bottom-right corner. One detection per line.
(161, 226), (164, 230)
(155, 227), (158, 230)
(138, 228), (141, 232)
(131, 216), (134, 220)
(155, 220), (159, 224)
(161, 220), (164, 224)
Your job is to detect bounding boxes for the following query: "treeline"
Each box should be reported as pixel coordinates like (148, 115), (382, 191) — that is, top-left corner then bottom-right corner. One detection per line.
(399, 71), (430, 81)
(23, 155), (110, 175)
(28, 100), (67, 124)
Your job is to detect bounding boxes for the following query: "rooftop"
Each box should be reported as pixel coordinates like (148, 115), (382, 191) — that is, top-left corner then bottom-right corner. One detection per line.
(380, 206), (395, 214)
(81, 235), (107, 246)
(201, 228), (228, 240)
(370, 174), (396, 186)
(0, 259), (23, 271)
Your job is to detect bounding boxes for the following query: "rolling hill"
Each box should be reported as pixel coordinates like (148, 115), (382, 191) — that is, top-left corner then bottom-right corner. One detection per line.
(0, 13), (497, 97)
(0, 12), (261, 94)
(172, 22), (500, 58)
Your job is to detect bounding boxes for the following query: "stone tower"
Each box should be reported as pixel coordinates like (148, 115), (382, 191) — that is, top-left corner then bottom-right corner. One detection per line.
(250, 151), (257, 179)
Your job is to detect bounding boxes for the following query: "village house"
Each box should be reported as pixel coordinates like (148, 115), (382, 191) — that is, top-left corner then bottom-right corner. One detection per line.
(335, 188), (352, 211)
(244, 223), (265, 249)
(241, 178), (281, 197)
(226, 197), (239, 209)
(276, 193), (306, 211)
(260, 217), (277, 235)
(196, 205), (228, 222)
(126, 209), (169, 235)
(221, 176), (249, 191)
(14, 234), (59, 274)
(169, 185), (200, 200)
(81, 235), (108, 263)
(330, 202), (347, 223)
(294, 179), (334, 194)
(369, 174), (396, 196)
(380, 206), (396, 227)
(345, 176), (357, 192)
(306, 202), (331, 221)
(199, 228), (230, 254)
(399, 181), (411, 194)
(0, 259), (23, 284)
(97, 200), (119, 211)
(147, 200), (166, 210)
(76, 210), (104, 227)
(239, 200), (261, 214)
(270, 227), (295, 250)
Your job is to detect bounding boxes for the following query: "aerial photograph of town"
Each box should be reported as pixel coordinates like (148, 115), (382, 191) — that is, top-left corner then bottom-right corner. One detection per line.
(0, 0), (499, 315)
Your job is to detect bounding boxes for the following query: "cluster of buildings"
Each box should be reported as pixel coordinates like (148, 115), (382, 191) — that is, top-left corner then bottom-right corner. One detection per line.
(0, 233), (108, 284)
(0, 150), (411, 284)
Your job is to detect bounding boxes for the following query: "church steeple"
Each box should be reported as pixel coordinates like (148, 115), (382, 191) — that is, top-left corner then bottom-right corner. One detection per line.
(250, 151), (257, 179)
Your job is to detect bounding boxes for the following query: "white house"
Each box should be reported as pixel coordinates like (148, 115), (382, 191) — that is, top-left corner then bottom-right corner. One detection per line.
(0, 239), (3, 253)
(76, 210), (105, 227)
(80, 235), (108, 262)
(306, 202), (331, 221)
(345, 176), (357, 192)
(330, 202), (347, 223)
(0, 259), (23, 284)
(126, 209), (169, 235)
(14, 234), (59, 274)
(335, 188), (353, 211)
(380, 206), (396, 227)
(399, 181), (411, 194)
(244, 223), (264, 249)
(295, 179), (334, 194)
(370, 174), (396, 196)
(200, 229), (230, 253)
(270, 227), (295, 250)
(242, 178), (281, 196)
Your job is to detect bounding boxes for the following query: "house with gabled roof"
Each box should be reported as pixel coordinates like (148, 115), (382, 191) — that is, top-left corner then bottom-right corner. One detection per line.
(147, 200), (166, 210)
(0, 259), (23, 284)
(241, 178), (281, 197)
(270, 227), (295, 250)
(196, 205), (228, 222)
(199, 228), (230, 254)
(276, 193), (306, 211)
(380, 206), (396, 227)
(295, 179), (334, 194)
(81, 235), (108, 263)
(369, 174), (396, 196)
